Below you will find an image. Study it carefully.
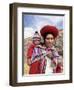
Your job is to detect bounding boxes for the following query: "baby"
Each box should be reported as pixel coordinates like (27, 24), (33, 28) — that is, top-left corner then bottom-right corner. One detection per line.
(27, 31), (47, 74)
(27, 31), (41, 65)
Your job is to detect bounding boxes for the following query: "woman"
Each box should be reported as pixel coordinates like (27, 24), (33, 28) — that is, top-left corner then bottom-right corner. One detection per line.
(40, 25), (63, 73)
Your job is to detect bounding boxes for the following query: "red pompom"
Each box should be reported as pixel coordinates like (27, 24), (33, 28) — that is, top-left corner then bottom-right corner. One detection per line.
(40, 25), (59, 38)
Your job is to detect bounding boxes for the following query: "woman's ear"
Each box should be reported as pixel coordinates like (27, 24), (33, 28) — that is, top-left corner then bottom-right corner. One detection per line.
(53, 38), (56, 46)
(55, 38), (57, 41)
(53, 41), (56, 46)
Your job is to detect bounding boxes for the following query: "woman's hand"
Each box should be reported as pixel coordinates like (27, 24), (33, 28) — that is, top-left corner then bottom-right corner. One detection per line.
(46, 51), (53, 58)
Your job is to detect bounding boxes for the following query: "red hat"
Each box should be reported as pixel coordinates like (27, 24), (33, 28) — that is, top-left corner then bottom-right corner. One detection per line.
(40, 25), (59, 38)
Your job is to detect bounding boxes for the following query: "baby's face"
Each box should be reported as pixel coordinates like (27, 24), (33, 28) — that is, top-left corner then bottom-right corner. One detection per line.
(33, 39), (40, 45)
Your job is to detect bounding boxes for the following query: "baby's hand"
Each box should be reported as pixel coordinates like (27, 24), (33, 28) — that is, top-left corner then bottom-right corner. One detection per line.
(36, 45), (46, 49)
(36, 45), (42, 48)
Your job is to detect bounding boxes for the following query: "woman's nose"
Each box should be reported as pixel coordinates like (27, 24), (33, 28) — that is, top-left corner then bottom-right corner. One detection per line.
(49, 39), (52, 43)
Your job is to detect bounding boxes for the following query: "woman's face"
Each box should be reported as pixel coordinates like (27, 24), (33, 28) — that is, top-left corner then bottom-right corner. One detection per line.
(45, 34), (55, 48)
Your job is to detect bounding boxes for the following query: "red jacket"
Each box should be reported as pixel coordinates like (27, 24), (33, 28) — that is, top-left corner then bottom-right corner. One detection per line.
(27, 43), (35, 59)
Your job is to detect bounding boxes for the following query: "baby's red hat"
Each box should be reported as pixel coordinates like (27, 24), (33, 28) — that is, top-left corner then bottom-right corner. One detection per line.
(40, 25), (59, 38)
